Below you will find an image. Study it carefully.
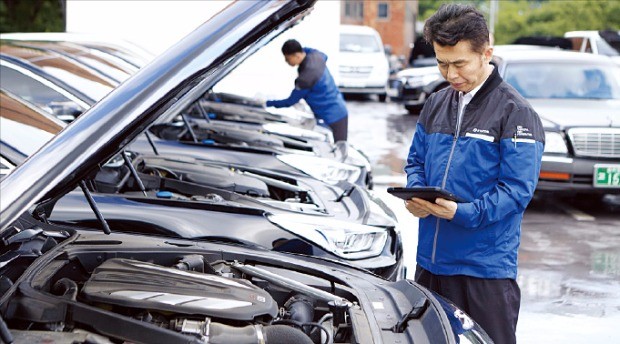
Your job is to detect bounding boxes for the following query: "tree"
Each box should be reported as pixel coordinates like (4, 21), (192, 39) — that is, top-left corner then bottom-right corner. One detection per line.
(418, 0), (620, 45)
(496, 0), (620, 44)
(0, 0), (65, 33)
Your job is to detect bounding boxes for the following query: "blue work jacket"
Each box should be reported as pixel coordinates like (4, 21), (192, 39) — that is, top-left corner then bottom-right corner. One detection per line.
(405, 67), (544, 279)
(266, 48), (347, 125)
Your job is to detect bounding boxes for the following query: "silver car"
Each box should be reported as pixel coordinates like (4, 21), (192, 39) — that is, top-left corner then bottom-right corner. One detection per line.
(494, 48), (620, 196)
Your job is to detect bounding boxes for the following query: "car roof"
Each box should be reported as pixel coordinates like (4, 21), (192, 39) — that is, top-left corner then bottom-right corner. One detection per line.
(494, 47), (617, 66)
(564, 31), (602, 38)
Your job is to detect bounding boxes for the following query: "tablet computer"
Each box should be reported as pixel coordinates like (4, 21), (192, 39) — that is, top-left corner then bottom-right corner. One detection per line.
(387, 186), (465, 203)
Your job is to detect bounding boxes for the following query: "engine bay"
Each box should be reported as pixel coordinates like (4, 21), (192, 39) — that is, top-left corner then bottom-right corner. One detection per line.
(92, 152), (328, 215)
(0, 226), (364, 344)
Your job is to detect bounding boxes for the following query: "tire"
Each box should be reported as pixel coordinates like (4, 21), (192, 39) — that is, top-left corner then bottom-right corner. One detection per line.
(377, 94), (387, 102)
(405, 104), (423, 114)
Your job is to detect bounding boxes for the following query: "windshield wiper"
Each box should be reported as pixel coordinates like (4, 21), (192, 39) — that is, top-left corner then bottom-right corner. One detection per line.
(122, 151), (147, 197)
(79, 180), (111, 235)
(391, 297), (428, 333)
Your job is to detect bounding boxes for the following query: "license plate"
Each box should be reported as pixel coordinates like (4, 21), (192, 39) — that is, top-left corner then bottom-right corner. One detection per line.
(593, 164), (620, 188)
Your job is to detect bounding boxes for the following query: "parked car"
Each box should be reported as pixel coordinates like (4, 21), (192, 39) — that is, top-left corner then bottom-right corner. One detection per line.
(1, 32), (320, 129)
(338, 25), (390, 101)
(564, 30), (620, 65)
(0, 31), (155, 68)
(0, 1), (493, 343)
(0, 49), (374, 188)
(493, 48), (620, 195)
(387, 65), (446, 113)
(388, 45), (563, 114)
(0, 88), (402, 279)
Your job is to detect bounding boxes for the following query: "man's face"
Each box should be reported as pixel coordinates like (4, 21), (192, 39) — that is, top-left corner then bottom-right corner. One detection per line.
(434, 40), (493, 93)
(284, 52), (303, 67)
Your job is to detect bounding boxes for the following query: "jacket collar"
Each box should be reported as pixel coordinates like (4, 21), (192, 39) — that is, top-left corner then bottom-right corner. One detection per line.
(468, 62), (502, 108)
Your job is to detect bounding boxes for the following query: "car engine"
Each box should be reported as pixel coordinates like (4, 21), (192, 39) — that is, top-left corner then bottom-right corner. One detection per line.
(0, 228), (357, 344)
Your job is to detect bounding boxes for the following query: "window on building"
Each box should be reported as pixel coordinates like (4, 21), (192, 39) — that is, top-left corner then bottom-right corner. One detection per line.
(378, 3), (389, 19)
(344, 0), (363, 20)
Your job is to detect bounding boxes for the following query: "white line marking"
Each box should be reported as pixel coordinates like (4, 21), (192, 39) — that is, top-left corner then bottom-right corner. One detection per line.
(557, 202), (596, 221)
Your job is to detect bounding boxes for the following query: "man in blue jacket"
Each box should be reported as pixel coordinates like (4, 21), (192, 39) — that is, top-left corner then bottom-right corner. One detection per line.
(404, 4), (544, 344)
(266, 39), (349, 141)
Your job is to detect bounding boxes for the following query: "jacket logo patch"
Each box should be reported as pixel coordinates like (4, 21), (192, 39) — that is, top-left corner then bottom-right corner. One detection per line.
(516, 125), (533, 138)
(465, 132), (495, 142)
(472, 128), (490, 134)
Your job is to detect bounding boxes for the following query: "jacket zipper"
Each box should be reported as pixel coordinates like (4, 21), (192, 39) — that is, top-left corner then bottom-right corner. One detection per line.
(432, 105), (463, 264)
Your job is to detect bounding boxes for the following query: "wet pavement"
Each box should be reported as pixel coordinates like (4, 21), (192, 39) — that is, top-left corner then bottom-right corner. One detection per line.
(344, 96), (620, 343)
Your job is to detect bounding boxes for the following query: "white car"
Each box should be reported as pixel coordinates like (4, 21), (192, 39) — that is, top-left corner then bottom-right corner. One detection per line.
(338, 25), (390, 101)
(564, 30), (620, 65)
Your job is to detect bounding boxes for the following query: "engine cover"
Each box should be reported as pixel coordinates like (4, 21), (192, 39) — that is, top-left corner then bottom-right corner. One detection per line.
(81, 258), (277, 320)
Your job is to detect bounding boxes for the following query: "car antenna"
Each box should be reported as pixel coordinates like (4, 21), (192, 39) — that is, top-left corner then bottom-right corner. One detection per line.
(121, 151), (148, 197)
(180, 113), (199, 143)
(78, 180), (111, 235)
(143, 131), (159, 155)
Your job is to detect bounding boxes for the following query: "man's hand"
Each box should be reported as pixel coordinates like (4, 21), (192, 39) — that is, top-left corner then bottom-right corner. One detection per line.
(405, 197), (457, 220)
(405, 198), (431, 218)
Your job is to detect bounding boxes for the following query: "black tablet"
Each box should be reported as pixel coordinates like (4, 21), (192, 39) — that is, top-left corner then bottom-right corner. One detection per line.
(387, 186), (465, 203)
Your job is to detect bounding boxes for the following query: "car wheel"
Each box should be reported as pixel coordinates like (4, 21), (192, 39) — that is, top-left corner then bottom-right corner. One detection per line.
(377, 94), (387, 102)
(405, 104), (423, 114)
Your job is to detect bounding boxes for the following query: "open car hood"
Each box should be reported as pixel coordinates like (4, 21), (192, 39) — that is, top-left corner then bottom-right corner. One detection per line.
(0, 0), (317, 231)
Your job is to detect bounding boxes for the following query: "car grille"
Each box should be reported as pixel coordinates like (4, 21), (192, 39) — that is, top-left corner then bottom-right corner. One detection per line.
(567, 128), (620, 158)
(339, 65), (373, 78)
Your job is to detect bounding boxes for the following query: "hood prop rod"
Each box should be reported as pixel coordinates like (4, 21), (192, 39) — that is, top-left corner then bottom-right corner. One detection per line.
(79, 181), (111, 235)
(143, 131), (159, 155)
(180, 114), (199, 143)
(122, 151), (148, 197)
(194, 102), (212, 123)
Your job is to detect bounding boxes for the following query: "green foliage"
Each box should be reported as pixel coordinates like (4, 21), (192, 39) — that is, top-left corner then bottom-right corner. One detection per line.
(495, 0), (620, 44)
(418, 0), (620, 45)
(0, 0), (65, 33)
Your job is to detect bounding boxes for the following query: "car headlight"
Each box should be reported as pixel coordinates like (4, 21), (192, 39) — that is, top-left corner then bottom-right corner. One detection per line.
(267, 214), (388, 259)
(405, 73), (442, 88)
(277, 154), (361, 185)
(544, 131), (568, 154)
(332, 141), (371, 171)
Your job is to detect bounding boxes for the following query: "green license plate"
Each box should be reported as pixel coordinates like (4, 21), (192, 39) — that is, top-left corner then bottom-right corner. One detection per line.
(594, 164), (620, 188)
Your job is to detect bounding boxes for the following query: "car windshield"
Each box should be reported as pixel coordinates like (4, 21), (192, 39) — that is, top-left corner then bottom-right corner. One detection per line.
(1, 64), (88, 114)
(340, 33), (380, 53)
(0, 116), (56, 157)
(504, 62), (620, 99)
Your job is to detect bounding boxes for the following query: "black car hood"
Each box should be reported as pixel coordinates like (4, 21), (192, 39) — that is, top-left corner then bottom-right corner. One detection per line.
(528, 98), (620, 129)
(0, 0), (317, 231)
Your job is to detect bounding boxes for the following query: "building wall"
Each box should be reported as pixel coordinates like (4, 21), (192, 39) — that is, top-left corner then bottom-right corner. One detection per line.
(341, 0), (417, 58)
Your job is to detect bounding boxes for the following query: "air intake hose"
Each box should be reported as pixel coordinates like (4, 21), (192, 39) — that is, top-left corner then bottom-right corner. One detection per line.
(208, 323), (312, 344)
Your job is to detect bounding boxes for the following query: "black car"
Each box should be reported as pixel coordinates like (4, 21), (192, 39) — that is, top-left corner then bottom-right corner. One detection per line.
(0, 89), (402, 279)
(0, 50), (374, 188)
(0, 1), (492, 343)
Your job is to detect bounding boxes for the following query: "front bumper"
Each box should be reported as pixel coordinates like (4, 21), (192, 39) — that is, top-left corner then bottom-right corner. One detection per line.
(537, 155), (620, 193)
(338, 85), (387, 95)
(387, 79), (427, 105)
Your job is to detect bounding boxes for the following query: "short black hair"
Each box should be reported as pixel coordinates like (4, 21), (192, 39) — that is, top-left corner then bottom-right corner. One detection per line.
(281, 39), (303, 55)
(423, 4), (489, 54)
